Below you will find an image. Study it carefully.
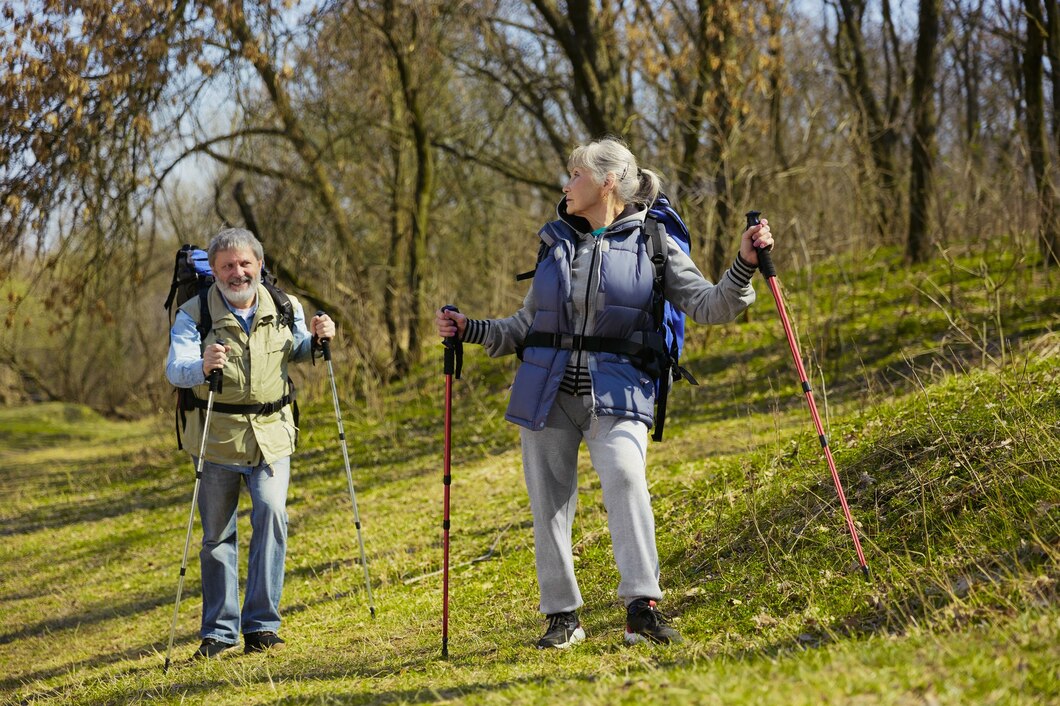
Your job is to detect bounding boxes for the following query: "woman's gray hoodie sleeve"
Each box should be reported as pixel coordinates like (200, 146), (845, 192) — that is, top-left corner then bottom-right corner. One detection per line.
(461, 286), (536, 358)
(662, 236), (757, 324)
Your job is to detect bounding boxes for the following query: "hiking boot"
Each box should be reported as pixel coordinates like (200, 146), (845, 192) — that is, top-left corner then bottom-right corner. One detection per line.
(194, 637), (237, 659)
(624, 599), (683, 645)
(535, 611), (585, 649)
(244, 631), (286, 654)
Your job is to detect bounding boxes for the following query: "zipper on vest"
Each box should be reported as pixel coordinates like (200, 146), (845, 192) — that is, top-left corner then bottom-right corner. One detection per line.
(574, 234), (602, 402)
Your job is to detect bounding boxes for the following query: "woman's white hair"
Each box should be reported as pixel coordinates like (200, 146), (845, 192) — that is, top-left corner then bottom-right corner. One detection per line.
(567, 136), (661, 206)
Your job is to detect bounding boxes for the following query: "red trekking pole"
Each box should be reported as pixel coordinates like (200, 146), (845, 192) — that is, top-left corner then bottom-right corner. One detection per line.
(747, 211), (870, 580)
(439, 305), (463, 659)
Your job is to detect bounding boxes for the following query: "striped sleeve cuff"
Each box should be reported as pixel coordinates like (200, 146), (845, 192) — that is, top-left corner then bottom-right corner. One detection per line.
(725, 254), (757, 288)
(462, 318), (490, 345)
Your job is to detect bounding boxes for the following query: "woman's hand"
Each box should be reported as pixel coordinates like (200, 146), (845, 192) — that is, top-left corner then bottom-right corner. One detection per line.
(738, 218), (774, 267)
(435, 307), (467, 340)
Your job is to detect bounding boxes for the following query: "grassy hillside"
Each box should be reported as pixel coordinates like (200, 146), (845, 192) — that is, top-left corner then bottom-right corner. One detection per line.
(1, 247), (1057, 705)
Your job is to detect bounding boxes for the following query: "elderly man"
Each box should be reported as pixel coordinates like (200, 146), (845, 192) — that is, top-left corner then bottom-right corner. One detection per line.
(166, 227), (335, 658)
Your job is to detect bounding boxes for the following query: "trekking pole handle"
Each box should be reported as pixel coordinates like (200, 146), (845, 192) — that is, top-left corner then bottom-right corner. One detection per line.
(315, 310), (332, 362)
(440, 305), (461, 377)
(208, 338), (225, 393)
(746, 211), (776, 279)
(440, 305), (461, 348)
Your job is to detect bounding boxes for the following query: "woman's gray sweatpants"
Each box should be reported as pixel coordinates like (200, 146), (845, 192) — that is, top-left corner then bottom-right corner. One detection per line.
(519, 392), (662, 615)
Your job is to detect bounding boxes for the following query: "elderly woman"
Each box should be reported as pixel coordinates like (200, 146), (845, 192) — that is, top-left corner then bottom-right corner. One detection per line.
(436, 137), (773, 648)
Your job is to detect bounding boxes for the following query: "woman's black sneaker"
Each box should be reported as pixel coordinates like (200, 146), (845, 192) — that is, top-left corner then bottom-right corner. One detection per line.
(244, 631), (286, 653)
(194, 637), (237, 658)
(535, 611), (586, 649)
(624, 599), (683, 644)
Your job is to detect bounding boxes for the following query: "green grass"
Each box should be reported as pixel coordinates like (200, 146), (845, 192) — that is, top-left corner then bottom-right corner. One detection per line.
(1, 247), (1058, 704)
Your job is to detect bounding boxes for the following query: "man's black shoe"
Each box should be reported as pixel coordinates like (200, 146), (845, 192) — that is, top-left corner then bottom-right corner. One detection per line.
(624, 599), (683, 645)
(244, 631), (286, 654)
(535, 611), (585, 649)
(194, 637), (237, 658)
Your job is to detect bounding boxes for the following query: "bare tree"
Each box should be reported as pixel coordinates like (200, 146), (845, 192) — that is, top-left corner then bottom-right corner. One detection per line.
(348, 0), (453, 378)
(1044, 0), (1059, 151)
(907, 0), (941, 262)
(527, 0), (634, 140)
(1023, 0), (1060, 265)
(829, 0), (908, 239)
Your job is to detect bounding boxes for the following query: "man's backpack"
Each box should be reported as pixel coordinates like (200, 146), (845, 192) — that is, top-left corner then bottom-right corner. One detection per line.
(516, 193), (699, 441)
(163, 244), (299, 449)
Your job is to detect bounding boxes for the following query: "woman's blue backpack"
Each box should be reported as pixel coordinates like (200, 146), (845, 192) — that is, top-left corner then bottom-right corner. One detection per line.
(644, 194), (698, 441)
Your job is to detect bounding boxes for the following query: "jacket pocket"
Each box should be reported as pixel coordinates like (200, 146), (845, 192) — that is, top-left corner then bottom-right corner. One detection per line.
(506, 359), (552, 427)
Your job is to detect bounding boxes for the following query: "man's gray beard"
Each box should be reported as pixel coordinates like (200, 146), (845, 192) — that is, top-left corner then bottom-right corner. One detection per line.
(218, 274), (259, 306)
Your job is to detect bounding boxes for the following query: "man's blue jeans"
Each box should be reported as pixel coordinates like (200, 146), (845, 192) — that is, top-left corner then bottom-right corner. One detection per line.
(196, 457), (290, 644)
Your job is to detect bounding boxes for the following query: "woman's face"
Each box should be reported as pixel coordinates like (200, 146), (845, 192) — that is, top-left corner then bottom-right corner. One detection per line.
(563, 166), (605, 218)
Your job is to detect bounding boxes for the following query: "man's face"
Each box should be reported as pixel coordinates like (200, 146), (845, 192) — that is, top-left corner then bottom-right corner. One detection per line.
(211, 246), (262, 306)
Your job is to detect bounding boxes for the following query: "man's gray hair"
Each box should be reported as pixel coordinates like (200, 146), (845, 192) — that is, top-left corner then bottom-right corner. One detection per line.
(207, 227), (264, 265)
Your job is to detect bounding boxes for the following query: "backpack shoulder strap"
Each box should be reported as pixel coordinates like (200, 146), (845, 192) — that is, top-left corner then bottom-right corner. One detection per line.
(263, 280), (296, 333)
(515, 241), (550, 282)
(645, 215), (667, 329)
(163, 247), (187, 312)
(515, 223), (566, 282)
(195, 290), (212, 342)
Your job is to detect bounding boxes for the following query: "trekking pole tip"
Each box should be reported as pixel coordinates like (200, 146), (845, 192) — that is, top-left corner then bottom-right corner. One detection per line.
(860, 564), (871, 582)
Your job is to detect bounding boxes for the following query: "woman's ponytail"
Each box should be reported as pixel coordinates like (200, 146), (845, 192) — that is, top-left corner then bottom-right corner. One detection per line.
(635, 168), (661, 207)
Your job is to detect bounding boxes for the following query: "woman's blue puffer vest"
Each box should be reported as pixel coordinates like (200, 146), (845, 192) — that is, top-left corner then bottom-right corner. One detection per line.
(505, 216), (659, 431)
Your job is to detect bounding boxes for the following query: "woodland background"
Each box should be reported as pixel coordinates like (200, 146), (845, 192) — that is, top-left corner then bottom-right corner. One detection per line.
(2, 3), (1059, 703)
(0, 0), (1058, 414)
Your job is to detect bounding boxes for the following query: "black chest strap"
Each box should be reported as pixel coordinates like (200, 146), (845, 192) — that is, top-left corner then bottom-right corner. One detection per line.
(522, 331), (657, 356)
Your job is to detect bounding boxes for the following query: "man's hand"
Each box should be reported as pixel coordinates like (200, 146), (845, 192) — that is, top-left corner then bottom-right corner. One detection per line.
(202, 342), (229, 377)
(310, 313), (336, 340)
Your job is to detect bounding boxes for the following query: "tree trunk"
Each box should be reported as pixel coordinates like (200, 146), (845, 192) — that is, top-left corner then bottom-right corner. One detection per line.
(529, 0), (633, 139)
(379, 0), (438, 378)
(706, 2), (738, 282)
(767, 0), (789, 171)
(833, 0), (904, 239)
(384, 97), (408, 375)
(1023, 0), (1060, 266)
(906, 0), (941, 263)
(1044, 0), (1060, 151)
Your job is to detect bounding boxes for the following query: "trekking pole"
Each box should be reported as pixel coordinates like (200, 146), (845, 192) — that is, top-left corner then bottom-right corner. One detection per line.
(163, 339), (224, 673)
(317, 311), (376, 618)
(439, 305), (463, 659)
(747, 211), (870, 581)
